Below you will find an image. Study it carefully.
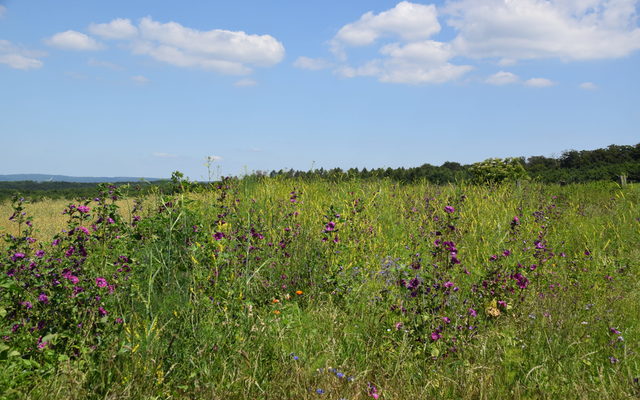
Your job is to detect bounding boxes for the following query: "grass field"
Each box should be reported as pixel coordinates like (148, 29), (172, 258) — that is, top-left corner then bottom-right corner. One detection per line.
(1, 178), (639, 399)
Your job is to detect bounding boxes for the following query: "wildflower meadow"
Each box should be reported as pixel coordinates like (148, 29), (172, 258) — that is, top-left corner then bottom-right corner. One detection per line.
(0, 178), (638, 399)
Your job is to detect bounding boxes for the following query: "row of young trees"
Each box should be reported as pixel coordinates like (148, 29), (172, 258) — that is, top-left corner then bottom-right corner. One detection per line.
(265, 143), (640, 184)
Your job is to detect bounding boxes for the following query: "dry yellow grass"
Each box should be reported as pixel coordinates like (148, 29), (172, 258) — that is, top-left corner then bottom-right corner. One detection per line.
(0, 198), (141, 243)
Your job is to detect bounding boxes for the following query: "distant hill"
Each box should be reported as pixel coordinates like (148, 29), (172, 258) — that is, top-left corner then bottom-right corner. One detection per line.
(0, 174), (162, 183)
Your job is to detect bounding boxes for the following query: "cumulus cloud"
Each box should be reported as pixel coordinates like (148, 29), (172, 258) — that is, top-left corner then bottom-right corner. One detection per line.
(579, 82), (598, 90)
(89, 18), (138, 39)
(45, 30), (103, 51)
(293, 56), (332, 70)
(445, 0), (640, 61)
(333, 1), (440, 48)
(86, 17), (285, 75)
(0, 40), (45, 70)
(330, 2), (471, 84)
(306, 1), (640, 85)
(485, 71), (519, 85)
(524, 77), (555, 87)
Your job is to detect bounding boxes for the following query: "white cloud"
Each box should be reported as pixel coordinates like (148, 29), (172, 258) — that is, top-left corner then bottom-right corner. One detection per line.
(579, 82), (598, 90)
(131, 75), (150, 84)
(0, 40), (45, 70)
(486, 71), (519, 85)
(153, 152), (177, 158)
(331, 3), (471, 85)
(333, 1), (440, 47)
(445, 0), (640, 61)
(293, 56), (332, 70)
(234, 78), (257, 87)
(129, 17), (284, 75)
(45, 30), (103, 51)
(89, 18), (138, 39)
(0, 5), (6, 18)
(524, 77), (555, 87)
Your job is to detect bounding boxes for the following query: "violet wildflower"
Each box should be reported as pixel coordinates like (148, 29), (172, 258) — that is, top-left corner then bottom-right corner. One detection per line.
(22, 301), (33, 309)
(324, 221), (336, 232)
(77, 205), (90, 213)
(444, 205), (455, 214)
(96, 277), (108, 288)
(11, 252), (25, 262)
(98, 307), (108, 316)
(469, 308), (477, 317)
(431, 332), (441, 341)
(38, 293), (49, 303)
(213, 232), (225, 241)
(368, 383), (380, 399)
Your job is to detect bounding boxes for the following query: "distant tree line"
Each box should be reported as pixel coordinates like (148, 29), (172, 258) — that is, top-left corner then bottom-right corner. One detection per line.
(1, 143), (638, 202)
(264, 143), (640, 184)
(0, 181), (170, 203)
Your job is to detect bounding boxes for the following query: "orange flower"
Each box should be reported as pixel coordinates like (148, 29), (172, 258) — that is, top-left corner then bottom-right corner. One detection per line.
(295, 290), (303, 295)
(272, 299), (280, 304)
(273, 310), (281, 315)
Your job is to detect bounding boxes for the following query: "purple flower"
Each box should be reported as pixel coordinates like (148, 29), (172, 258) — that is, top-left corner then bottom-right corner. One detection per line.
(95, 277), (108, 288)
(98, 307), (108, 316)
(468, 308), (477, 317)
(430, 332), (441, 341)
(37, 338), (48, 350)
(11, 252), (25, 262)
(22, 301), (33, 309)
(77, 205), (90, 214)
(77, 226), (90, 235)
(444, 281), (454, 288)
(38, 293), (49, 303)
(35, 250), (45, 258)
(444, 205), (455, 214)
(442, 316), (451, 324)
(324, 221), (336, 232)
(213, 232), (225, 241)
(502, 250), (511, 257)
(407, 277), (420, 289)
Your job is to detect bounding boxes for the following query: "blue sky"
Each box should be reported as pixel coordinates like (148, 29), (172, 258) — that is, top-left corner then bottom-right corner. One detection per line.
(1, 0), (639, 180)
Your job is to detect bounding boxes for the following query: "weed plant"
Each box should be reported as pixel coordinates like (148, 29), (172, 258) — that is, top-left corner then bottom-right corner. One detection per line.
(0, 179), (638, 399)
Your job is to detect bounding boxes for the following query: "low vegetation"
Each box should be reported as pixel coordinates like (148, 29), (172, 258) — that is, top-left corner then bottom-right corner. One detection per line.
(1, 177), (638, 399)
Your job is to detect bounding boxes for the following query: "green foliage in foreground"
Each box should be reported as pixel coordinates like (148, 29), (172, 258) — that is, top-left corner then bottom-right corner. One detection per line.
(1, 179), (639, 399)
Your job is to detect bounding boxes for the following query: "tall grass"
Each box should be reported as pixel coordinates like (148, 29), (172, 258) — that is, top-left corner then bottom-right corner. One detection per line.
(1, 179), (638, 399)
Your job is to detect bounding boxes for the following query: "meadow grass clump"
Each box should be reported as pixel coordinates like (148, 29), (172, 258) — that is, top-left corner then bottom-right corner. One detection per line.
(0, 178), (638, 399)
